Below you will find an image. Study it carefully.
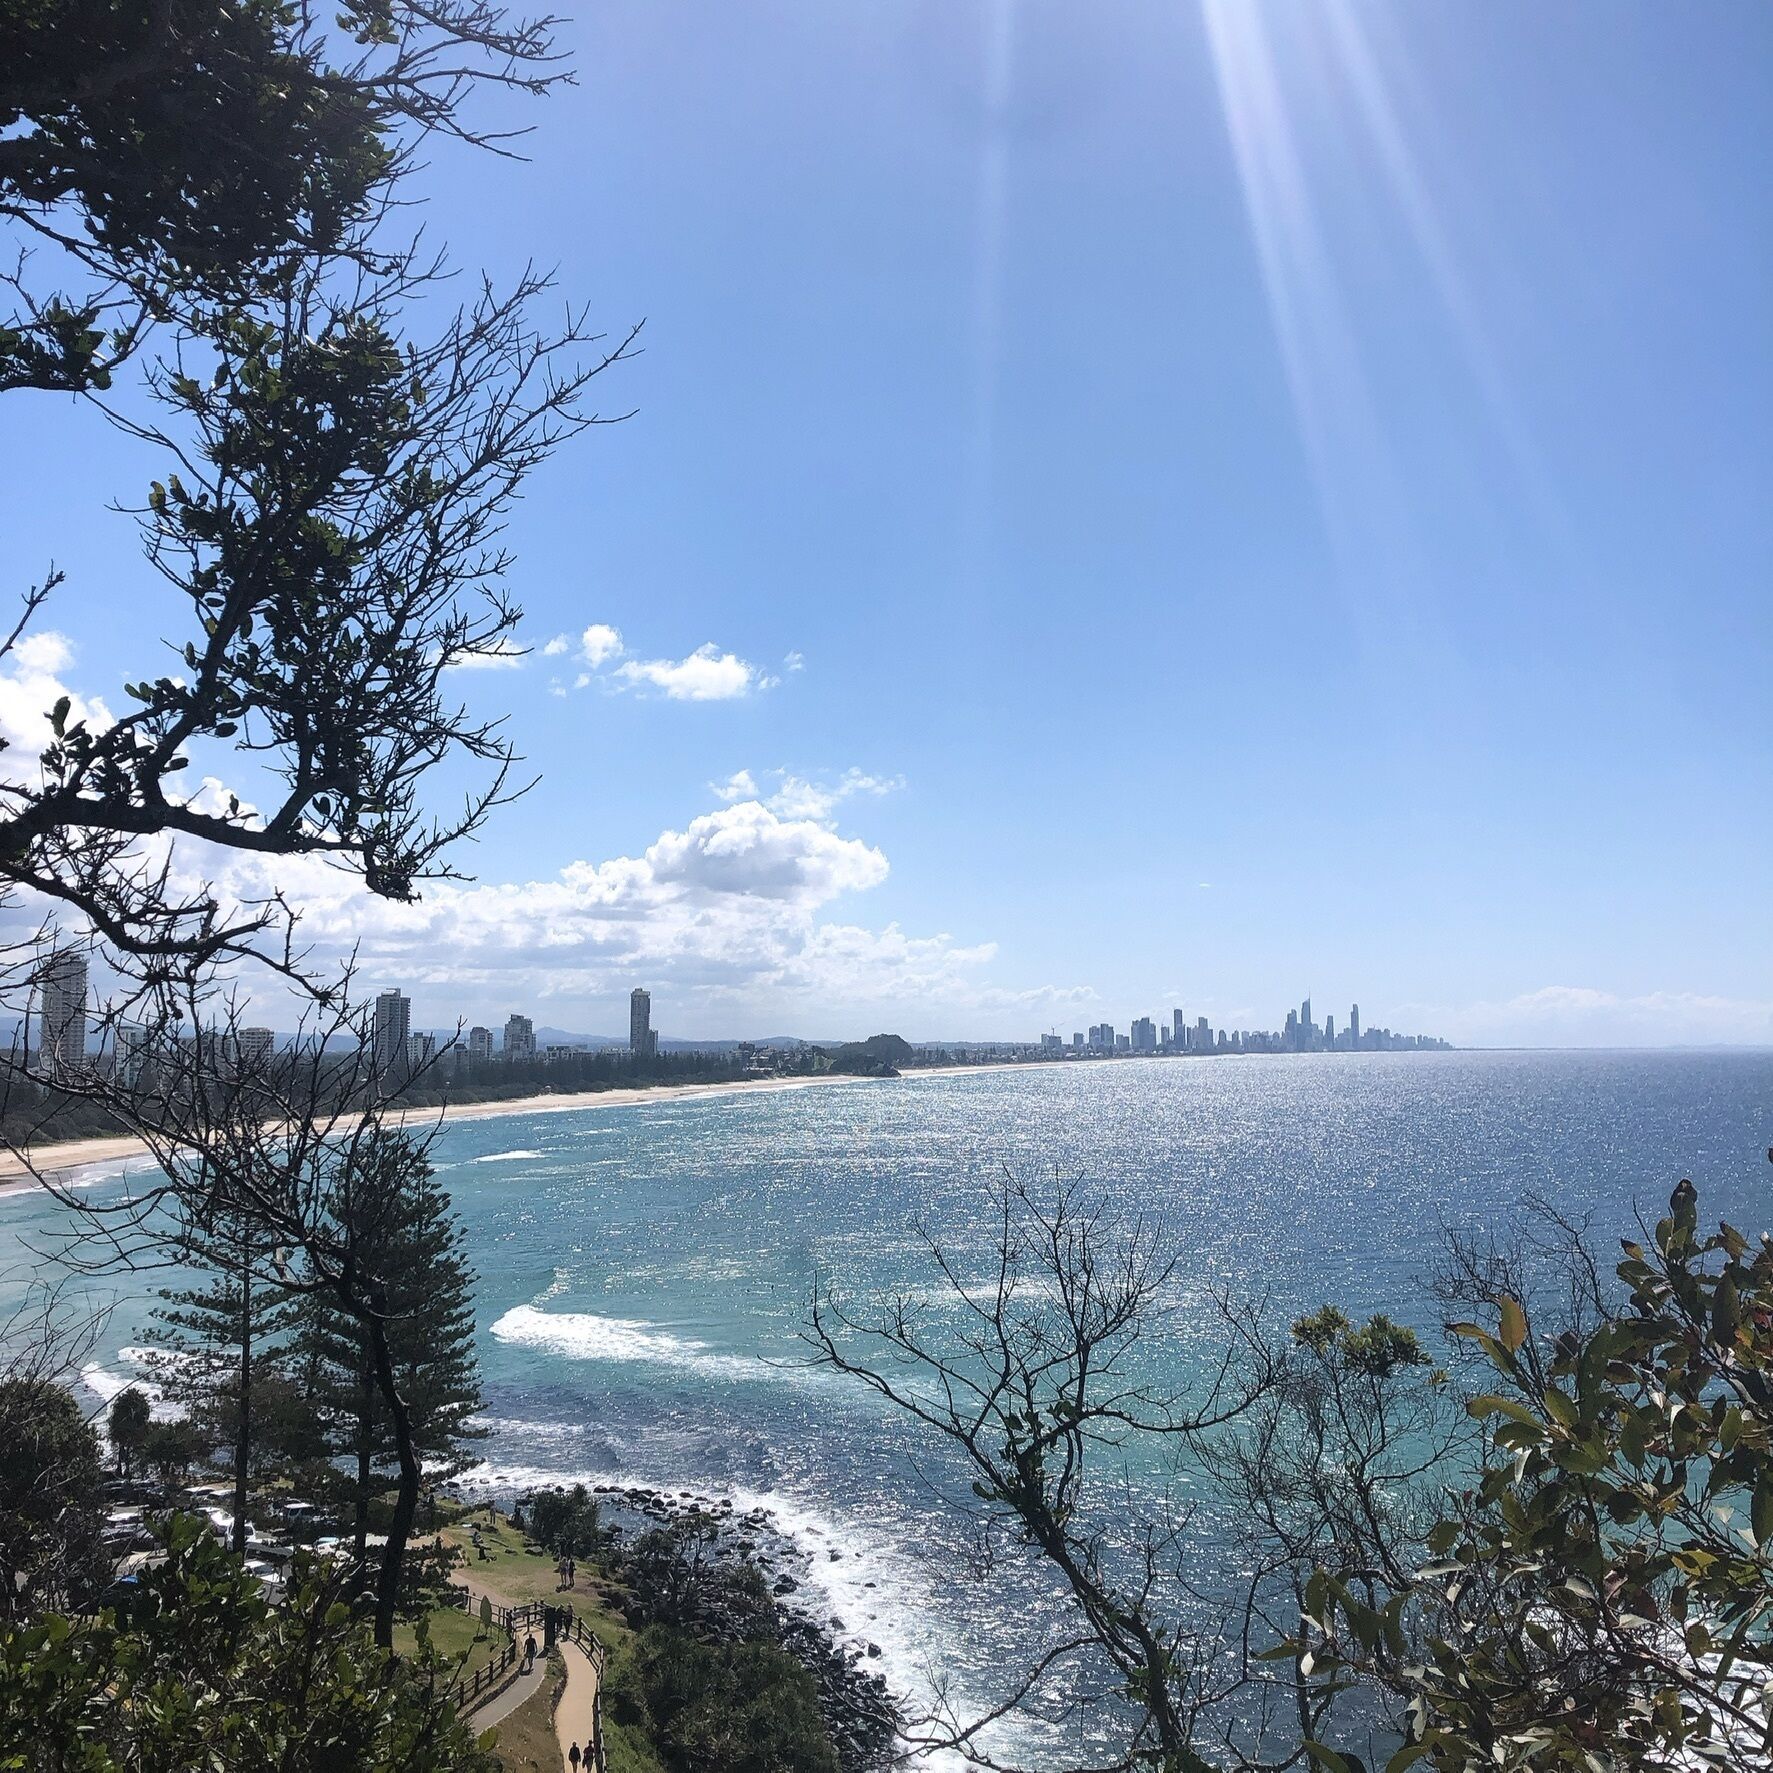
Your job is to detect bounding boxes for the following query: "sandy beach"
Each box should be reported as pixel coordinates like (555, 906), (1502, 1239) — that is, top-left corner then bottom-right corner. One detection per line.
(0, 1062), (1041, 1190)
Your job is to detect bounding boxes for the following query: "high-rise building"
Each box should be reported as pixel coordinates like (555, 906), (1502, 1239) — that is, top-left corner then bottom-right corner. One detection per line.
(629, 987), (656, 1057)
(1130, 1016), (1156, 1052)
(504, 1014), (535, 1061)
(406, 1031), (436, 1072)
(1071, 1032), (1084, 1051)
(1324, 1014), (1335, 1046)
(38, 949), (89, 1077)
(468, 1025), (493, 1064)
(372, 989), (410, 1076)
(1040, 1032), (1063, 1053)
(1301, 996), (1312, 1039)
(1196, 1015), (1211, 1052)
(116, 1023), (151, 1088)
(237, 1026), (274, 1069)
(1349, 1004), (1361, 1050)
(1172, 1009), (1185, 1048)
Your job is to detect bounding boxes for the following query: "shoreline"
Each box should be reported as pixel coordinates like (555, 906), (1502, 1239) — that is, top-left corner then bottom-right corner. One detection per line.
(0, 1061), (1056, 1190)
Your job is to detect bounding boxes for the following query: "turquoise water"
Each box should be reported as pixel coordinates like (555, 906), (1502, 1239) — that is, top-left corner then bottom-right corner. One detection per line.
(7, 1050), (1770, 1762)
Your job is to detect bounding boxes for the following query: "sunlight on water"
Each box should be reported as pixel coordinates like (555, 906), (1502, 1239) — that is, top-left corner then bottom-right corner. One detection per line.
(5, 1050), (1769, 1760)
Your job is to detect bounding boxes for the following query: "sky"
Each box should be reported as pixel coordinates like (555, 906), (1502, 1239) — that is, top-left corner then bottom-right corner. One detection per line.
(2, 1), (1769, 1046)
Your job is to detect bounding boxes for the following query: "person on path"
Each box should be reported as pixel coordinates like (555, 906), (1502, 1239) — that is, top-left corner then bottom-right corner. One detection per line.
(566, 1556), (575, 1589)
(523, 1632), (537, 1671)
(568, 1744), (581, 1772)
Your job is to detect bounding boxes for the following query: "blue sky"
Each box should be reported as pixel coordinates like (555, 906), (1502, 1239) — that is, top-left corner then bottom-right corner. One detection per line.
(4, 1), (1769, 1044)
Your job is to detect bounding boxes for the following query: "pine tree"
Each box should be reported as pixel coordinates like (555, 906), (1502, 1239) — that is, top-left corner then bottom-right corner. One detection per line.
(142, 1212), (299, 1554)
(297, 1143), (484, 1568)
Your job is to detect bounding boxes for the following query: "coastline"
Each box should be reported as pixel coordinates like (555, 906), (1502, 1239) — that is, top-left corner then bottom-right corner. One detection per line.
(0, 1061), (1053, 1191)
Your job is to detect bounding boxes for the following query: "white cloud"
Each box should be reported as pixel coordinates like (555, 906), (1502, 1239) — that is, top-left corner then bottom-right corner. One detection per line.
(0, 630), (113, 762)
(135, 794), (1087, 1031)
(613, 643), (772, 701)
(710, 767), (904, 822)
(784, 651), (806, 673)
(542, 635), (571, 657)
(579, 624), (624, 668)
(710, 769), (760, 803)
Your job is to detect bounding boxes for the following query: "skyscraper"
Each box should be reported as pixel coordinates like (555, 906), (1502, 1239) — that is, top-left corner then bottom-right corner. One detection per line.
(1350, 1004), (1361, 1050)
(1130, 1015), (1156, 1052)
(468, 1025), (493, 1063)
(1172, 1008), (1185, 1048)
(37, 949), (88, 1076)
(237, 1026), (274, 1068)
(504, 1013), (535, 1061)
(372, 989), (410, 1076)
(630, 987), (656, 1057)
(1301, 996), (1312, 1038)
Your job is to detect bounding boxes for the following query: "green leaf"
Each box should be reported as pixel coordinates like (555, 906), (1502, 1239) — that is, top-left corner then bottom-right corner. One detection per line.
(1498, 1295), (1527, 1354)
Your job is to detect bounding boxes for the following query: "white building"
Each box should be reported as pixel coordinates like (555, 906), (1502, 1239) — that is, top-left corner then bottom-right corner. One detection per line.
(37, 950), (89, 1077)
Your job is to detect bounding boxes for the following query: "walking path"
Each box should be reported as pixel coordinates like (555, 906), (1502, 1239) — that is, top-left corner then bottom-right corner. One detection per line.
(553, 1635), (601, 1773)
(468, 1647), (548, 1727)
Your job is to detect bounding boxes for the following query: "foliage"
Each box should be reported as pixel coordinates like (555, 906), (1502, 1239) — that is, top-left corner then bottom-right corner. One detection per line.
(137, 1416), (207, 1484)
(526, 1484), (608, 1562)
(142, 1206), (301, 1550)
(1302, 1179), (1773, 1773)
(619, 1517), (772, 1640)
(294, 1138), (484, 1560)
(607, 1626), (838, 1773)
(0, 1514), (500, 1770)
(0, 1379), (106, 1622)
(0, 0), (563, 394)
(107, 1386), (150, 1480)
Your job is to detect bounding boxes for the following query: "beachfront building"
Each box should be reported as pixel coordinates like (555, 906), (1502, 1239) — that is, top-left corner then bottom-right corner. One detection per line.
(37, 949), (89, 1077)
(373, 989), (411, 1077)
(468, 1025), (493, 1063)
(504, 1014), (536, 1062)
(630, 987), (657, 1057)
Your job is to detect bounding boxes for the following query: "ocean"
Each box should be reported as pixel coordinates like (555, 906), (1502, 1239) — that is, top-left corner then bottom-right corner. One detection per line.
(8, 1049), (1770, 1765)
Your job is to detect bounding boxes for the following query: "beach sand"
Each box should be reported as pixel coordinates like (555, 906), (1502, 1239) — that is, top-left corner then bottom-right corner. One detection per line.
(0, 1062), (1040, 1189)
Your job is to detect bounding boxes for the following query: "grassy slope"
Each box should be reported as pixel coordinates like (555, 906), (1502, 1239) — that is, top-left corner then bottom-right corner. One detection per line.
(442, 1512), (665, 1773)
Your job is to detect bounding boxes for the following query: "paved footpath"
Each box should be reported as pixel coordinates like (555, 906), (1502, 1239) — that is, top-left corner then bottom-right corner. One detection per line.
(468, 1648), (547, 1728)
(553, 1636), (601, 1772)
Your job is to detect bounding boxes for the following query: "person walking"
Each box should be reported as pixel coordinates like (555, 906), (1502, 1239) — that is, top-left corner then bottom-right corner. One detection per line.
(568, 1743), (582, 1772)
(566, 1556), (575, 1589)
(523, 1631), (537, 1671)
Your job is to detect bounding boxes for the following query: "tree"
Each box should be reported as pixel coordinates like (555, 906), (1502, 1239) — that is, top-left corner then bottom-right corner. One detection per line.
(611, 1628), (839, 1773)
(0, 1379), (107, 1622)
(0, 1513), (500, 1771)
(142, 1207), (299, 1552)
(138, 1417), (206, 1486)
(810, 1171), (1288, 1770)
(296, 1136), (484, 1576)
(1, 0), (569, 396)
(107, 1386), (150, 1481)
(1301, 1178), (1773, 1773)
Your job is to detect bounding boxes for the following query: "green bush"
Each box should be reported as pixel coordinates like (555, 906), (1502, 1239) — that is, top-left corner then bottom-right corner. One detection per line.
(607, 1626), (837, 1773)
(0, 1515), (498, 1771)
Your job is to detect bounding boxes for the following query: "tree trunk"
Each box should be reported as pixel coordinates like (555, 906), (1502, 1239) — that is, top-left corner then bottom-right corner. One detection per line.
(366, 1294), (420, 1651)
(233, 1263), (251, 1557)
(353, 1341), (374, 1565)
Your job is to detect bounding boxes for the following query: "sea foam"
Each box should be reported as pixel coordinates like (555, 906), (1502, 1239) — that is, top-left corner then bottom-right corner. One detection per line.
(488, 1303), (783, 1384)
